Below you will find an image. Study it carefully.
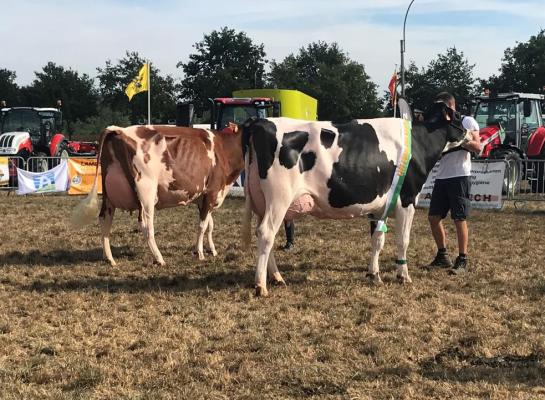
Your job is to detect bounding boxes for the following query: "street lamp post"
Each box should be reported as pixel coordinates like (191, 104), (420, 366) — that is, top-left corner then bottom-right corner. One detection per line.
(400, 0), (415, 97)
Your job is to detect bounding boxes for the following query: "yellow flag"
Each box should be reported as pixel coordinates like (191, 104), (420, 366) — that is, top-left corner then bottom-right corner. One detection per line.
(125, 63), (149, 101)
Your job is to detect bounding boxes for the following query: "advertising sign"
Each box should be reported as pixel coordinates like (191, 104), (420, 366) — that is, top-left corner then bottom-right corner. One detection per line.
(68, 158), (102, 195)
(0, 157), (8, 186)
(16, 160), (69, 195)
(418, 161), (506, 209)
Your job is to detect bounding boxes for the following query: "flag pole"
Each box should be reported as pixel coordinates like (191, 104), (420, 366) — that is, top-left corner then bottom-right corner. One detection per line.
(393, 65), (398, 118)
(147, 61), (151, 125)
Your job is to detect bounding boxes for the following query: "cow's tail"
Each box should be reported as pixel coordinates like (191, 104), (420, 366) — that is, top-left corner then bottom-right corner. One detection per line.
(70, 127), (115, 229)
(241, 121), (254, 249)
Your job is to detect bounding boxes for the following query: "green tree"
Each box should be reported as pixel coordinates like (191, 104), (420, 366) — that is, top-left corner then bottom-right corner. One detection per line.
(0, 69), (20, 106)
(405, 47), (476, 113)
(269, 41), (381, 121)
(71, 105), (131, 141)
(178, 27), (267, 114)
(19, 62), (98, 134)
(97, 51), (178, 124)
(480, 30), (545, 94)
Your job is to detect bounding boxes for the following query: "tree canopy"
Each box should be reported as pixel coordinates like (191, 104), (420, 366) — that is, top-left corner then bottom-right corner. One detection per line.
(19, 62), (99, 133)
(0, 69), (20, 106)
(404, 47), (476, 113)
(480, 30), (545, 94)
(178, 27), (267, 114)
(3, 28), (545, 134)
(96, 51), (178, 124)
(269, 41), (381, 121)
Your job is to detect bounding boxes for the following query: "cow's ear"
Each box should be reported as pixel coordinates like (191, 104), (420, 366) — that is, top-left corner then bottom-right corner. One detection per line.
(228, 122), (239, 133)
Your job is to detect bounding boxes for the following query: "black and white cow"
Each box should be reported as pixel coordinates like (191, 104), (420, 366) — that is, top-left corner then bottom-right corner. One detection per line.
(240, 102), (470, 296)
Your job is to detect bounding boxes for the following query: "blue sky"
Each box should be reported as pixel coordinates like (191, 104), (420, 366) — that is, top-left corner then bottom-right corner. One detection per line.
(2, 0), (544, 90)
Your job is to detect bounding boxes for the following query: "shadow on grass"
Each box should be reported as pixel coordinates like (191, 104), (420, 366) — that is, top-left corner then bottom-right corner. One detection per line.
(16, 268), (254, 294)
(0, 247), (134, 267)
(419, 346), (545, 386)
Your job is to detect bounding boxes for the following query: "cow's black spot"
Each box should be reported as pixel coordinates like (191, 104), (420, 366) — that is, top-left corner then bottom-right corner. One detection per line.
(399, 123), (447, 207)
(299, 151), (316, 173)
(250, 120), (278, 179)
(327, 121), (396, 208)
(279, 130), (309, 169)
(320, 128), (336, 149)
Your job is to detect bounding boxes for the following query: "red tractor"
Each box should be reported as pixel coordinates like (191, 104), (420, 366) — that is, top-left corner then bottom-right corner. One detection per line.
(474, 92), (545, 192)
(0, 104), (97, 171)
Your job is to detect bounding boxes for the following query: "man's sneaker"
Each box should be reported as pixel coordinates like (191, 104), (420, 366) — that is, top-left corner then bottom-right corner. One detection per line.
(426, 251), (453, 269)
(449, 256), (468, 275)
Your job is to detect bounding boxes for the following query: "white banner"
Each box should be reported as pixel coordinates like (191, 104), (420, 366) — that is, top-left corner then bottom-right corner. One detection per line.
(0, 157), (9, 186)
(228, 173), (244, 197)
(417, 161), (506, 210)
(16, 160), (69, 195)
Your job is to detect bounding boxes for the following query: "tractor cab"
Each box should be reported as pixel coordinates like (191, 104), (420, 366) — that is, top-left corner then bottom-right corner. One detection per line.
(0, 107), (63, 156)
(2, 107), (61, 146)
(474, 92), (545, 194)
(474, 92), (545, 158)
(210, 97), (280, 130)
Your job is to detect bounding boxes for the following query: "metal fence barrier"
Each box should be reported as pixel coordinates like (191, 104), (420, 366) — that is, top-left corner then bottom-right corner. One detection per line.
(2, 155), (545, 203)
(507, 158), (545, 202)
(25, 156), (67, 173)
(0, 155), (73, 192)
(0, 156), (25, 192)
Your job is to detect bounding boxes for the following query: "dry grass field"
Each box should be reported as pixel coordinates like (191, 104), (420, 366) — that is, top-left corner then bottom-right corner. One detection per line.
(0, 192), (544, 399)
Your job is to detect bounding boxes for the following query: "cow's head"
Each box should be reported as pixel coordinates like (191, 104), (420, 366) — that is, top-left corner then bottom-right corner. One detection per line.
(424, 102), (469, 151)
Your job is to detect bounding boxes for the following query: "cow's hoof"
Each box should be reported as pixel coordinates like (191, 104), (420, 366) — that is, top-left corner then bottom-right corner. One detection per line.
(255, 285), (269, 297)
(211, 249), (218, 257)
(366, 272), (383, 285)
(270, 273), (287, 287)
(197, 253), (205, 261)
(153, 260), (166, 267)
(397, 275), (413, 285)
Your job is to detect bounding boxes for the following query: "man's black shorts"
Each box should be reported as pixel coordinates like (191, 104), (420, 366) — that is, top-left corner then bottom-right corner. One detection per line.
(428, 176), (471, 220)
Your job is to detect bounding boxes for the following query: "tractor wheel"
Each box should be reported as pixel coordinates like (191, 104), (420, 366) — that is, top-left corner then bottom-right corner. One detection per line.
(491, 149), (521, 195)
(56, 142), (70, 159)
(33, 152), (49, 173)
(52, 142), (70, 168)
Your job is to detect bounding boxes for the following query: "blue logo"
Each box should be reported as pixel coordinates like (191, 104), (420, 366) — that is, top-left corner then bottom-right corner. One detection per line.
(33, 171), (55, 190)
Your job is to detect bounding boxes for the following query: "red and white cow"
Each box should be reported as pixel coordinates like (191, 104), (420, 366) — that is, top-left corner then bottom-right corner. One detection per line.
(240, 102), (471, 296)
(72, 124), (244, 265)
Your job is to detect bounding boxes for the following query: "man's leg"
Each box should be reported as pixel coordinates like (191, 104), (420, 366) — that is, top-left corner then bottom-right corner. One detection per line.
(427, 179), (452, 268)
(454, 219), (468, 255)
(429, 215), (447, 249)
(449, 176), (471, 274)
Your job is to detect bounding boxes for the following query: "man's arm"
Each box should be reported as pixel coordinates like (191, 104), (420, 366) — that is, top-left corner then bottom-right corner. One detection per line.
(462, 130), (482, 153)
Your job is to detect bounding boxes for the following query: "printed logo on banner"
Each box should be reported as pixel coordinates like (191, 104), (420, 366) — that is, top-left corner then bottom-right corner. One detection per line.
(71, 175), (82, 185)
(16, 160), (69, 195)
(33, 171), (56, 192)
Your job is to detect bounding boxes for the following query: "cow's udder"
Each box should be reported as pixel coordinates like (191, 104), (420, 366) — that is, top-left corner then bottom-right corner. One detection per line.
(105, 162), (139, 210)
